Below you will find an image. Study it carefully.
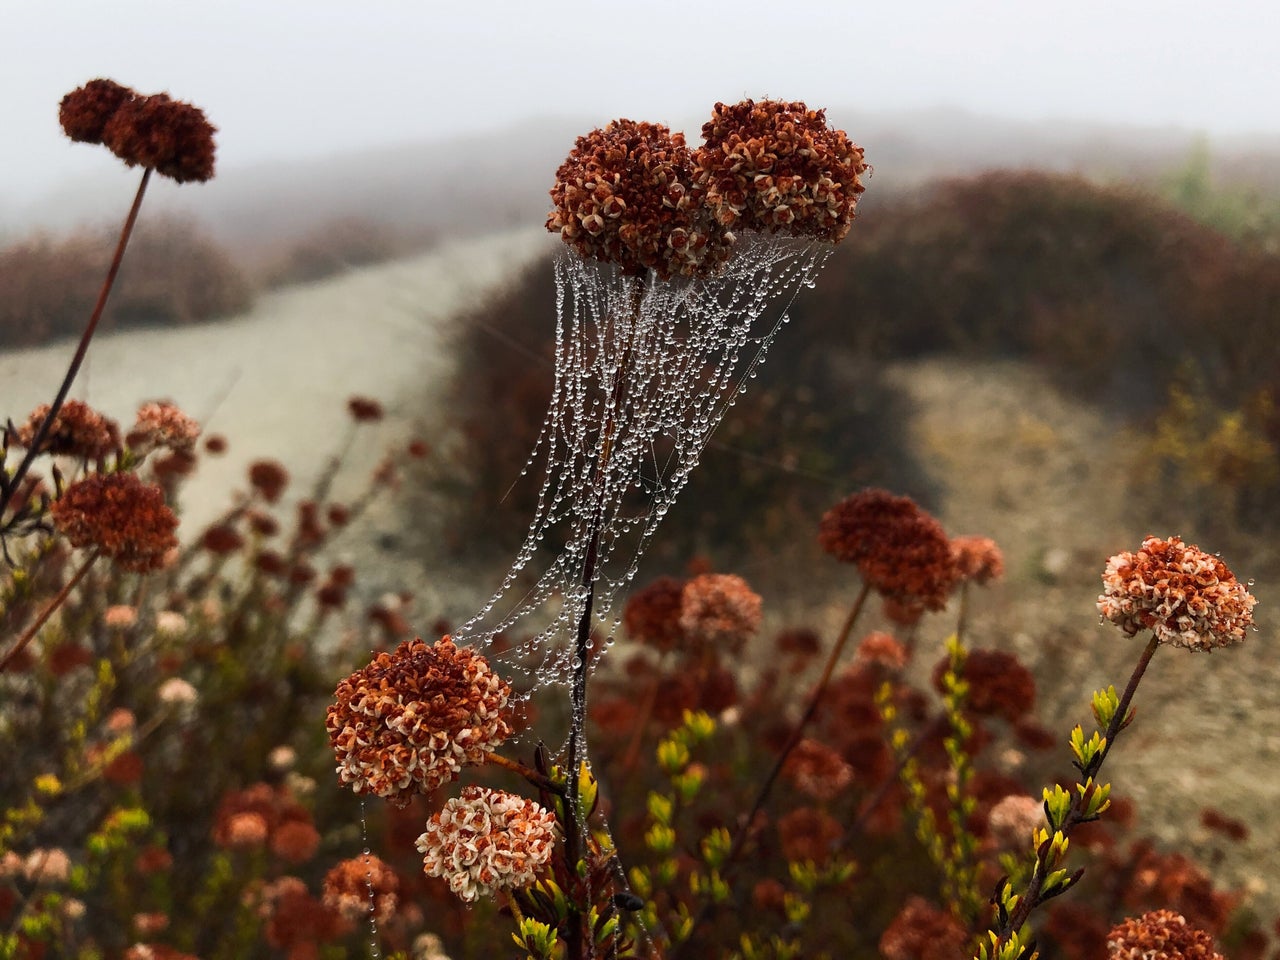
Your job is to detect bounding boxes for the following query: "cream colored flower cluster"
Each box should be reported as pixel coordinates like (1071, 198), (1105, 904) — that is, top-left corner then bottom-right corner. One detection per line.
(416, 786), (557, 902)
(326, 636), (513, 807)
(1097, 535), (1256, 651)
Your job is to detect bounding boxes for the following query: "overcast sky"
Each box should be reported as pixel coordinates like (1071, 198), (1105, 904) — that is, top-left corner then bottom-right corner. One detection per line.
(3, 0), (1278, 205)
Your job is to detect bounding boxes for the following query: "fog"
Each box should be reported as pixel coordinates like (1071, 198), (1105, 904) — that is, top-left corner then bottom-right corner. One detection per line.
(3, 0), (1278, 209)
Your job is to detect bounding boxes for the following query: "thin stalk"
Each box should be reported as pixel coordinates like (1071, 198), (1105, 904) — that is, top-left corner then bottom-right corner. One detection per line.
(0, 169), (152, 523)
(673, 580), (872, 958)
(0, 549), (100, 671)
(990, 633), (1160, 952)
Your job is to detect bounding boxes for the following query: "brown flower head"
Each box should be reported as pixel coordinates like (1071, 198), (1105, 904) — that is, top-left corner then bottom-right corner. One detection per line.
(323, 854), (399, 924)
(14, 399), (120, 460)
(59, 79), (135, 143)
(201, 523), (244, 556)
(51, 472), (177, 572)
(256, 876), (347, 952)
(347, 396), (384, 422)
(127, 401), (201, 455)
(416, 786), (557, 902)
(818, 489), (959, 611)
(678, 572), (763, 652)
(270, 820), (321, 865)
(932, 648), (1036, 722)
(212, 782), (314, 853)
(326, 636), (513, 806)
(248, 459), (290, 503)
(623, 575), (687, 652)
(1107, 910), (1224, 960)
(879, 897), (969, 960)
(547, 119), (735, 279)
(987, 794), (1045, 850)
(857, 631), (908, 669)
(783, 738), (855, 801)
(951, 535), (1006, 585)
(101, 92), (216, 183)
(777, 806), (842, 865)
(1098, 535), (1256, 651)
(693, 99), (868, 242)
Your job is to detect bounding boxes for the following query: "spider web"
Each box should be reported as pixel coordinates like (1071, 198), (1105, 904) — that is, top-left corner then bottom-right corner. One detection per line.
(453, 235), (831, 690)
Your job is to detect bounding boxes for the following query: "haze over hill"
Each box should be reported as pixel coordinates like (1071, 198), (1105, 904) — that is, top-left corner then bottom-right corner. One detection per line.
(7, 108), (1280, 261)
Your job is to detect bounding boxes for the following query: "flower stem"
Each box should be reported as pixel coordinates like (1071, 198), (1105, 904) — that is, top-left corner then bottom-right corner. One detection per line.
(0, 548), (100, 670)
(0, 168), (152, 524)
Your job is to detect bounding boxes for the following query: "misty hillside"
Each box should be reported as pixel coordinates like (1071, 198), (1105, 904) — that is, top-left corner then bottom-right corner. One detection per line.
(9, 107), (1280, 261)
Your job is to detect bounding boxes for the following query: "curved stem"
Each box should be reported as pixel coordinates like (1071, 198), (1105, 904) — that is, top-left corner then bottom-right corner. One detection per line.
(0, 549), (100, 671)
(0, 169), (151, 525)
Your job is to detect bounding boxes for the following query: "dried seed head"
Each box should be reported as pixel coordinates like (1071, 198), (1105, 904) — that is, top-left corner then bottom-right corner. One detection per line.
(101, 92), (217, 183)
(51, 472), (178, 572)
(59, 79), (136, 144)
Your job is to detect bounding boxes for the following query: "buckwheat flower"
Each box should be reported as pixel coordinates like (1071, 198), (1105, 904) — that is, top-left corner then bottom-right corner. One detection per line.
(951, 535), (1005, 585)
(201, 523), (244, 555)
(987, 794), (1045, 850)
(155, 610), (187, 639)
(270, 820), (321, 865)
(679, 573), (763, 652)
(694, 99), (868, 242)
(59, 78), (136, 143)
(776, 807), (842, 865)
(104, 605), (139, 629)
(416, 786), (557, 903)
(857, 631), (908, 669)
(268, 745), (297, 773)
(879, 897), (969, 960)
(101, 91), (217, 183)
(818, 489), (959, 611)
(24, 848), (71, 884)
(127, 401), (201, 455)
(783, 738), (855, 801)
(326, 636), (514, 807)
(51, 472), (178, 572)
(1098, 535), (1256, 651)
(14, 399), (120, 460)
(223, 812), (270, 849)
(1107, 910), (1224, 960)
(347, 396), (384, 422)
(623, 575), (687, 651)
(323, 854), (399, 924)
(105, 707), (136, 734)
(548, 119), (734, 279)
(132, 912), (169, 936)
(62, 898), (86, 920)
(156, 677), (197, 707)
(248, 459), (290, 503)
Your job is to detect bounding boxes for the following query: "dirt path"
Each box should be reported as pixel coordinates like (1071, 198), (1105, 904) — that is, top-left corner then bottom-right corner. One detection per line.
(886, 356), (1280, 921)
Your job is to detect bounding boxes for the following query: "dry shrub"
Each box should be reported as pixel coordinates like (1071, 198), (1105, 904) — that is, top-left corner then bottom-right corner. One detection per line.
(259, 216), (431, 287)
(0, 215), (251, 345)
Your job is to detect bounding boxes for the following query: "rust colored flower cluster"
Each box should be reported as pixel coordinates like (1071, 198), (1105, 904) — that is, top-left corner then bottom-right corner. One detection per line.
(51, 472), (177, 572)
(783, 738), (854, 801)
(818, 489), (959, 610)
(879, 897), (969, 960)
(623, 575), (687, 652)
(249, 459), (290, 503)
(60, 79), (216, 183)
(1107, 910), (1224, 960)
(326, 636), (513, 806)
(322, 854), (399, 924)
(347, 396), (384, 423)
(1097, 535), (1256, 651)
(211, 783), (320, 864)
(695, 99), (868, 241)
(13, 399), (120, 460)
(127, 401), (200, 455)
(933, 648), (1036, 722)
(416, 786), (557, 902)
(547, 119), (735, 279)
(951, 535), (1005, 584)
(678, 572), (763, 652)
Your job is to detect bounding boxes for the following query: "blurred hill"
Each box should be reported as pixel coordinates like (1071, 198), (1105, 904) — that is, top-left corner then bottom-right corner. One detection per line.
(7, 107), (1280, 262)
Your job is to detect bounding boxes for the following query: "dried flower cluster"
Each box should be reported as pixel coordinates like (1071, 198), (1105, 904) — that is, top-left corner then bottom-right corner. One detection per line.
(51, 472), (177, 572)
(322, 854), (399, 924)
(326, 636), (513, 806)
(623, 575), (688, 652)
(127, 401), (201, 455)
(951, 535), (1005, 584)
(818, 489), (959, 610)
(547, 119), (734, 279)
(1097, 535), (1256, 651)
(783, 738), (855, 801)
(211, 783), (320, 864)
(678, 572), (763, 652)
(416, 786), (557, 902)
(1106, 910), (1224, 960)
(12, 399), (120, 460)
(60, 79), (216, 183)
(694, 99), (868, 241)
(548, 99), (866, 277)
(878, 897), (969, 960)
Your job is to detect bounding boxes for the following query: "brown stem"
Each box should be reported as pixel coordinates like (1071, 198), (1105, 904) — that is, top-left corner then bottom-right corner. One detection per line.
(485, 751), (566, 796)
(672, 580), (872, 958)
(0, 549), (100, 671)
(1, 169), (152, 524)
